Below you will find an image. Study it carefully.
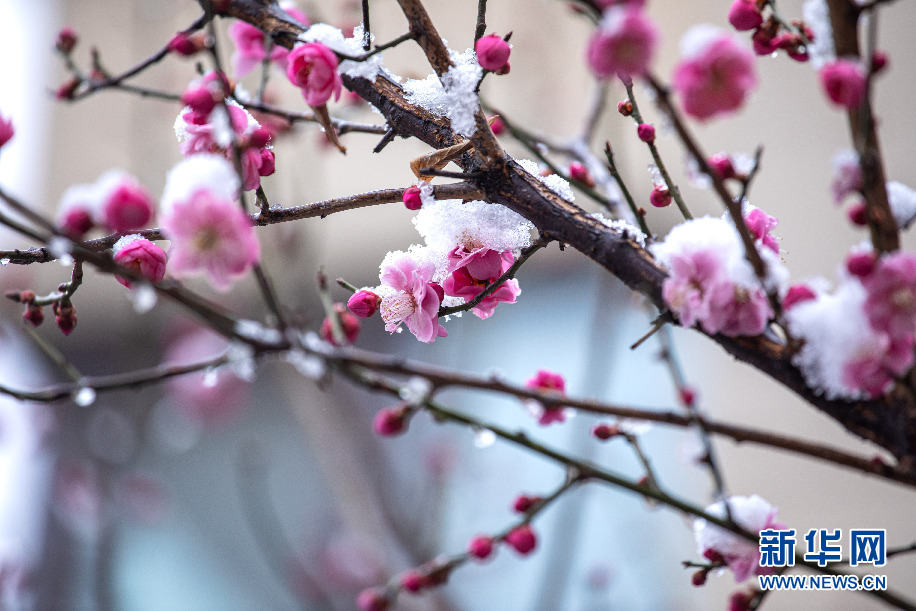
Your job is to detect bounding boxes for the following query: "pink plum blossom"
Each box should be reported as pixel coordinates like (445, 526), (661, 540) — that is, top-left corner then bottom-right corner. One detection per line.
(228, 5), (308, 77)
(174, 94), (273, 192)
(673, 26), (757, 120)
(320, 303), (361, 345)
(505, 524), (537, 555)
(744, 207), (779, 254)
(160, 155), (260, 291)
(702, 281), (771, 337)
(660, 249), (724, 328)
(467, 536), (494, 560)
(860, 251), (916, 339)
(443, 247), (520, 319)
(693, 495), (784, 583)
(525, 370), (568, 426)
(164, 324), (249, 426)
(112, 235), (167, 288)
(161, 187), (260, 291)
(0, 112), (13, 149)
(475, 34), (511, 73)
(402, 185), (422, 210)
(373, 406), (408, 436)
(378, 252), (448, 343)
(831, 150), (862, 203)
(782, 284), (817, 310)
(286, 42), (343, 107)
(586, 7), (658, 79)
(819, 59), (867, 109)
(637, 123), (656, 143)
(102, 180), (154, 233)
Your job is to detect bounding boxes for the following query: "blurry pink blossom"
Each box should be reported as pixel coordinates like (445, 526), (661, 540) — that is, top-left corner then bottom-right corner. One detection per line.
(0, 112), (13, 149)
(660, 249), (724, 328)
(744, 207), (779, 254)
(378, 252), (448, 343)
(694, 494), (784, 583)
(102, 180), (154, 233)
(820, 59), (867, 109)
(505, 524), (538, 555)
(320, 303), (361, 345)
(347, 290), (382, 318)
(586, 7), (658, 79)
(525, 369), (568, 426)
(286, 42), (343, 107)
(728, 0), (763, 31)
(673, 26), (757, 120)
(831, 150), (862, 203)
(861, 251), (916, 339)
(703, 281), (771, 337)
(112, 235), (167, 288)
(228, 5), (308, 77)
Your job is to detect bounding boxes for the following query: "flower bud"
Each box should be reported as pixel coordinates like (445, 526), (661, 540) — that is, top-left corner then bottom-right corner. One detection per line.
(53, 301), (77, 335)
(113, 235), (167, 288)
(847, 200), (868, 226)
(56, 26), (79, 55)
(820, 59), (867, 109)
(782, 284), (817, 310)
(258, 149), (276, 177)
(180, 86), (219, 117)
(649, 185), (672, 208)
(846, 251), (876, 278)
(568, 162), (595, 188)
(348, 290), (382, 318)
(102, 182), (154, 233)
(56, 77), (81, 100)
(373, 405), (408, 436)
(637, 123), (656, 143)
(489, 115), (506, 136)
(505, 524), (537, 555)
(512, 494), (542, 513)
(617, 99), (633, 116)
(728, 0), (763, 31)
(0, 113), (14, 149)
(402, 185), (423, 211)
(356, 588), (388, 611)
(468, 536), (494, 560)
(320, 303), (361, 345)
(707, 153), (736, 181)
(591, 423), (619, 440)
(475, 34), (511, 73)
(691, 569), (708, 587)
(23, 303), (44, 327)
(167, 31), (207, 56)
(400, 570), (429, 593)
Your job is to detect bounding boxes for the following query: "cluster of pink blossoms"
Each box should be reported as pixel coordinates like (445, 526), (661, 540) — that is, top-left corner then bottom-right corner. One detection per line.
(174, 73), (275, 191)
(651, 214), (785, 337)
(350, 198), (533, 343)
(160, 154), (261, 291)
(56, 170), (155, 238)
(227, 2), (308, 78)
(693, 494), (784, 583)
(787, 249), (916, 399)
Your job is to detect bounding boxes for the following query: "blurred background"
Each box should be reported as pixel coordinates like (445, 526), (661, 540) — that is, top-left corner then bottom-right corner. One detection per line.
(1, 0), (915, 609)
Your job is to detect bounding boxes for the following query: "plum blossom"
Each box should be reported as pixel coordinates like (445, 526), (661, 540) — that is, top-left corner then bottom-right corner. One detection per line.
(651, 216), (783, 337)
(786, 266), (915, 400)
(728, 0), (763, 31)
(831, 150), (862, 204)
(673, 26), (757, 120)
(174, 86), (274, 191)
(586, 7), (658, 79)
(228, 4), (309, 77)
(443, 247), (520, 319)
(286, 42), (343, 107)
(693, 495), (784, 583)
(164, 324), (249, 426)
(377, 250), (447, 343)
(744, 207), (779, 254)
(112, 235), (167, 288)
(819, 59), (866, 109)
(160, 155), (260, 291)
(525, 370), (569, 425)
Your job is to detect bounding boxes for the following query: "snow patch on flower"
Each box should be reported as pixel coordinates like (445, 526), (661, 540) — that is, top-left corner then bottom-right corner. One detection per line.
(413, 199), (533, 269)
(887, 181), (916, 230)
(161, 154), (240, 216)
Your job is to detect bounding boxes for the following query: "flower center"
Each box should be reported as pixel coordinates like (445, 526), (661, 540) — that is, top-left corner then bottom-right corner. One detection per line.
(381, 291), (417, 325)
(194, 226), (220, 252)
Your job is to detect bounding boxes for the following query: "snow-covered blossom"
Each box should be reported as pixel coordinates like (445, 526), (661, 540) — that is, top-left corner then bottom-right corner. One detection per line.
(831, 150), (862, 204)
(160, 155), (260, 291)
(673, 26), (757, 120)
(56, 170), (153, 236)
(887, 181), (916, 230)
(693, 495), (784, 583)
(0, 112), (13, 149)
(586, 7), (658, 79)
(651, 217), (783, 336)
(286, 42), (343, 107)
(475, 34), (511, 73)
(403, 49), (483, 138)
(442, 247), (520, 319)
(377, 250), (448, 343)
(786, 266), (915, 400)
(228, 3), (308, 77)
(819, 59), (866, 109)
(173, 88), (273, 191)
(112, 235), (167, 288)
